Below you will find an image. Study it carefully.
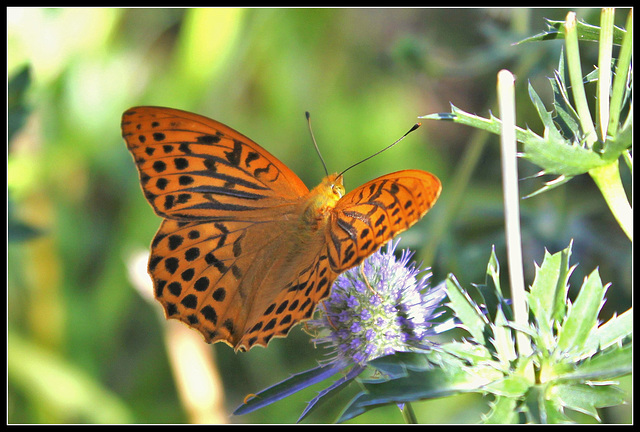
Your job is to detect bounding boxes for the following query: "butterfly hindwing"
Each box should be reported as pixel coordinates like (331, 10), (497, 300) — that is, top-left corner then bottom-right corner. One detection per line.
(327, 170), (442, 272)
(148, 213), (303, 349)
(235, 249), (338, 351)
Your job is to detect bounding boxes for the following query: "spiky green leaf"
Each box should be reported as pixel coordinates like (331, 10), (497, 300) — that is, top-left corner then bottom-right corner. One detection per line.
(445, 274), (489, 345)
(557, 270), (608, 355)
(482, 396), (520, 424)
(527, 243), (575, 343)
(518, 18), (626, 45)
(550, 383), (627, 421)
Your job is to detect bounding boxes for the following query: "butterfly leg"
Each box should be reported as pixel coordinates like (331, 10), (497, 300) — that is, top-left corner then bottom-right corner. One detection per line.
(359, 262), (383, 300)
(322, 301), (339, 330)
(302, 302), (336, 340)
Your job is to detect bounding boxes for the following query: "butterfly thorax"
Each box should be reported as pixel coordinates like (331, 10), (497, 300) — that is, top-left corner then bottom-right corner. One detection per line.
(299, 174), (344, 232)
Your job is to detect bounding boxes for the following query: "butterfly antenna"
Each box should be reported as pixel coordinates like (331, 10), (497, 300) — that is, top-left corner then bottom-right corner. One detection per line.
(337, 122), (421, 178)
(306, 111), (329, 176)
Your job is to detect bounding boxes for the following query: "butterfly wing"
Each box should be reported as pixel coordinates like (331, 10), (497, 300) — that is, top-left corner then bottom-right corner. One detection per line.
(147, 214), (323, 351)
(121, 106), (309, 220)
(233, 226), (338, 351)
(123, 107), (317, 350)
(237, 170), (442, 350)
(146, 196), (338, 351)
(326, 170), (441, 272)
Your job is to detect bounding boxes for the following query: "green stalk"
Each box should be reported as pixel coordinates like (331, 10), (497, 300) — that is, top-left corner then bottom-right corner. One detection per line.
(589, 161), (633, 241)
(400, 402), (418, 424)
(564, 12), (598, 147)
(622, 151), (632, 175)
(607, 9), (633, 137)
(597, 8), (614, 141)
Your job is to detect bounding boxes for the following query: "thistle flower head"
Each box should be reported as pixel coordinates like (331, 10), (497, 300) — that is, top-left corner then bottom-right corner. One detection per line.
(308, 238), (446, 367)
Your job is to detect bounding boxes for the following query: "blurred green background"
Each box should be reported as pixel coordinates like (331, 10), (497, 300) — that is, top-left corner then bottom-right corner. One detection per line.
(8, 8), (631, 424)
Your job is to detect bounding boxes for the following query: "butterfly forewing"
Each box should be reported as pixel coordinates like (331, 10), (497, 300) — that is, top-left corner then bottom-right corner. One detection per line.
(121, 107), (309, 220)
(327, 170), (441, 272)
(122, 107), (313, 350)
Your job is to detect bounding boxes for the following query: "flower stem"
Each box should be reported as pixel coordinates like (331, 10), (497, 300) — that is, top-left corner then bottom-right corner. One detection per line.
(497, 70), (534, 365)
(608, 9), (633, 137)
(400, 402), (418, 424)
(564, 11), (598, 147)
(597, 8), (614, 141)
(589, 160), (633, 241)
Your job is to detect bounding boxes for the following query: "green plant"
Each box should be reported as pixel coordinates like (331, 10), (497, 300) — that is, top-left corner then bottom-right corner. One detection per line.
(233, 9), (631, 424)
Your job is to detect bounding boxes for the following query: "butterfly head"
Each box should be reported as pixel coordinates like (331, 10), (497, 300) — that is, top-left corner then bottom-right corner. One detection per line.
(328, 173), (345, 200)
(313, 173), (344, 208)
(300, 173), (345, 229)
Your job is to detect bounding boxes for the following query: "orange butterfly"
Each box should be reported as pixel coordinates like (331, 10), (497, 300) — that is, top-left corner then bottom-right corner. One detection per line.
(122, 107), (441, 352)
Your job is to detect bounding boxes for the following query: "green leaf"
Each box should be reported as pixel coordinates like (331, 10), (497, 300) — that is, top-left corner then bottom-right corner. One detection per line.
(556, 344), (632, 382)
(528, 82), (567, 144)
(423, 102), (610, 181)
(520, 137), (607, 176)
(482, 396), (520, 424)
(518, 18), (626, 45)
(233, 363), (343, 416)
(445, 274), (490, 345)
(491, 305), (517, 368)
(550, 383), (627, 421)
(367, 351), (432, 380)
(523, 384), (572, 424)
(557, 269), (608, 355)
(338, 356), (502, 423)
(482, 374), (531, 399)
(471, 247), (514, 325)
(519, 119), (609, 177)
(420, 105), (534, 144)
(440, 340), (493, 365)
(522, 174), (574, 199)
(297, 366), (363, 423)
(601, 125), (632, 160)
(588, 308), (632, 352)
(549, 54), (582, 142)
(527, 243), (575, 343)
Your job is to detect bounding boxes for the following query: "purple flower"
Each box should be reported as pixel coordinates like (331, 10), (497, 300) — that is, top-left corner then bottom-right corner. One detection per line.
(234, 238), (447, 422)
(307, 238), (447, 367)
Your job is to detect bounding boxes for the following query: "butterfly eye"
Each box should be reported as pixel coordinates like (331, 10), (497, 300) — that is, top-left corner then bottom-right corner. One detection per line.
(332, 184), (344, 199)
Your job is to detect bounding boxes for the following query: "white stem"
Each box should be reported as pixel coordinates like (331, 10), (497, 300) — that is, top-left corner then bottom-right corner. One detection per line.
(497, 70), (532, 359)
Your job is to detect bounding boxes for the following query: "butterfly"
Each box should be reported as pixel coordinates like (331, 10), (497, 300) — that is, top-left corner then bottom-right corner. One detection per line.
(122, 106), (441, 352)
